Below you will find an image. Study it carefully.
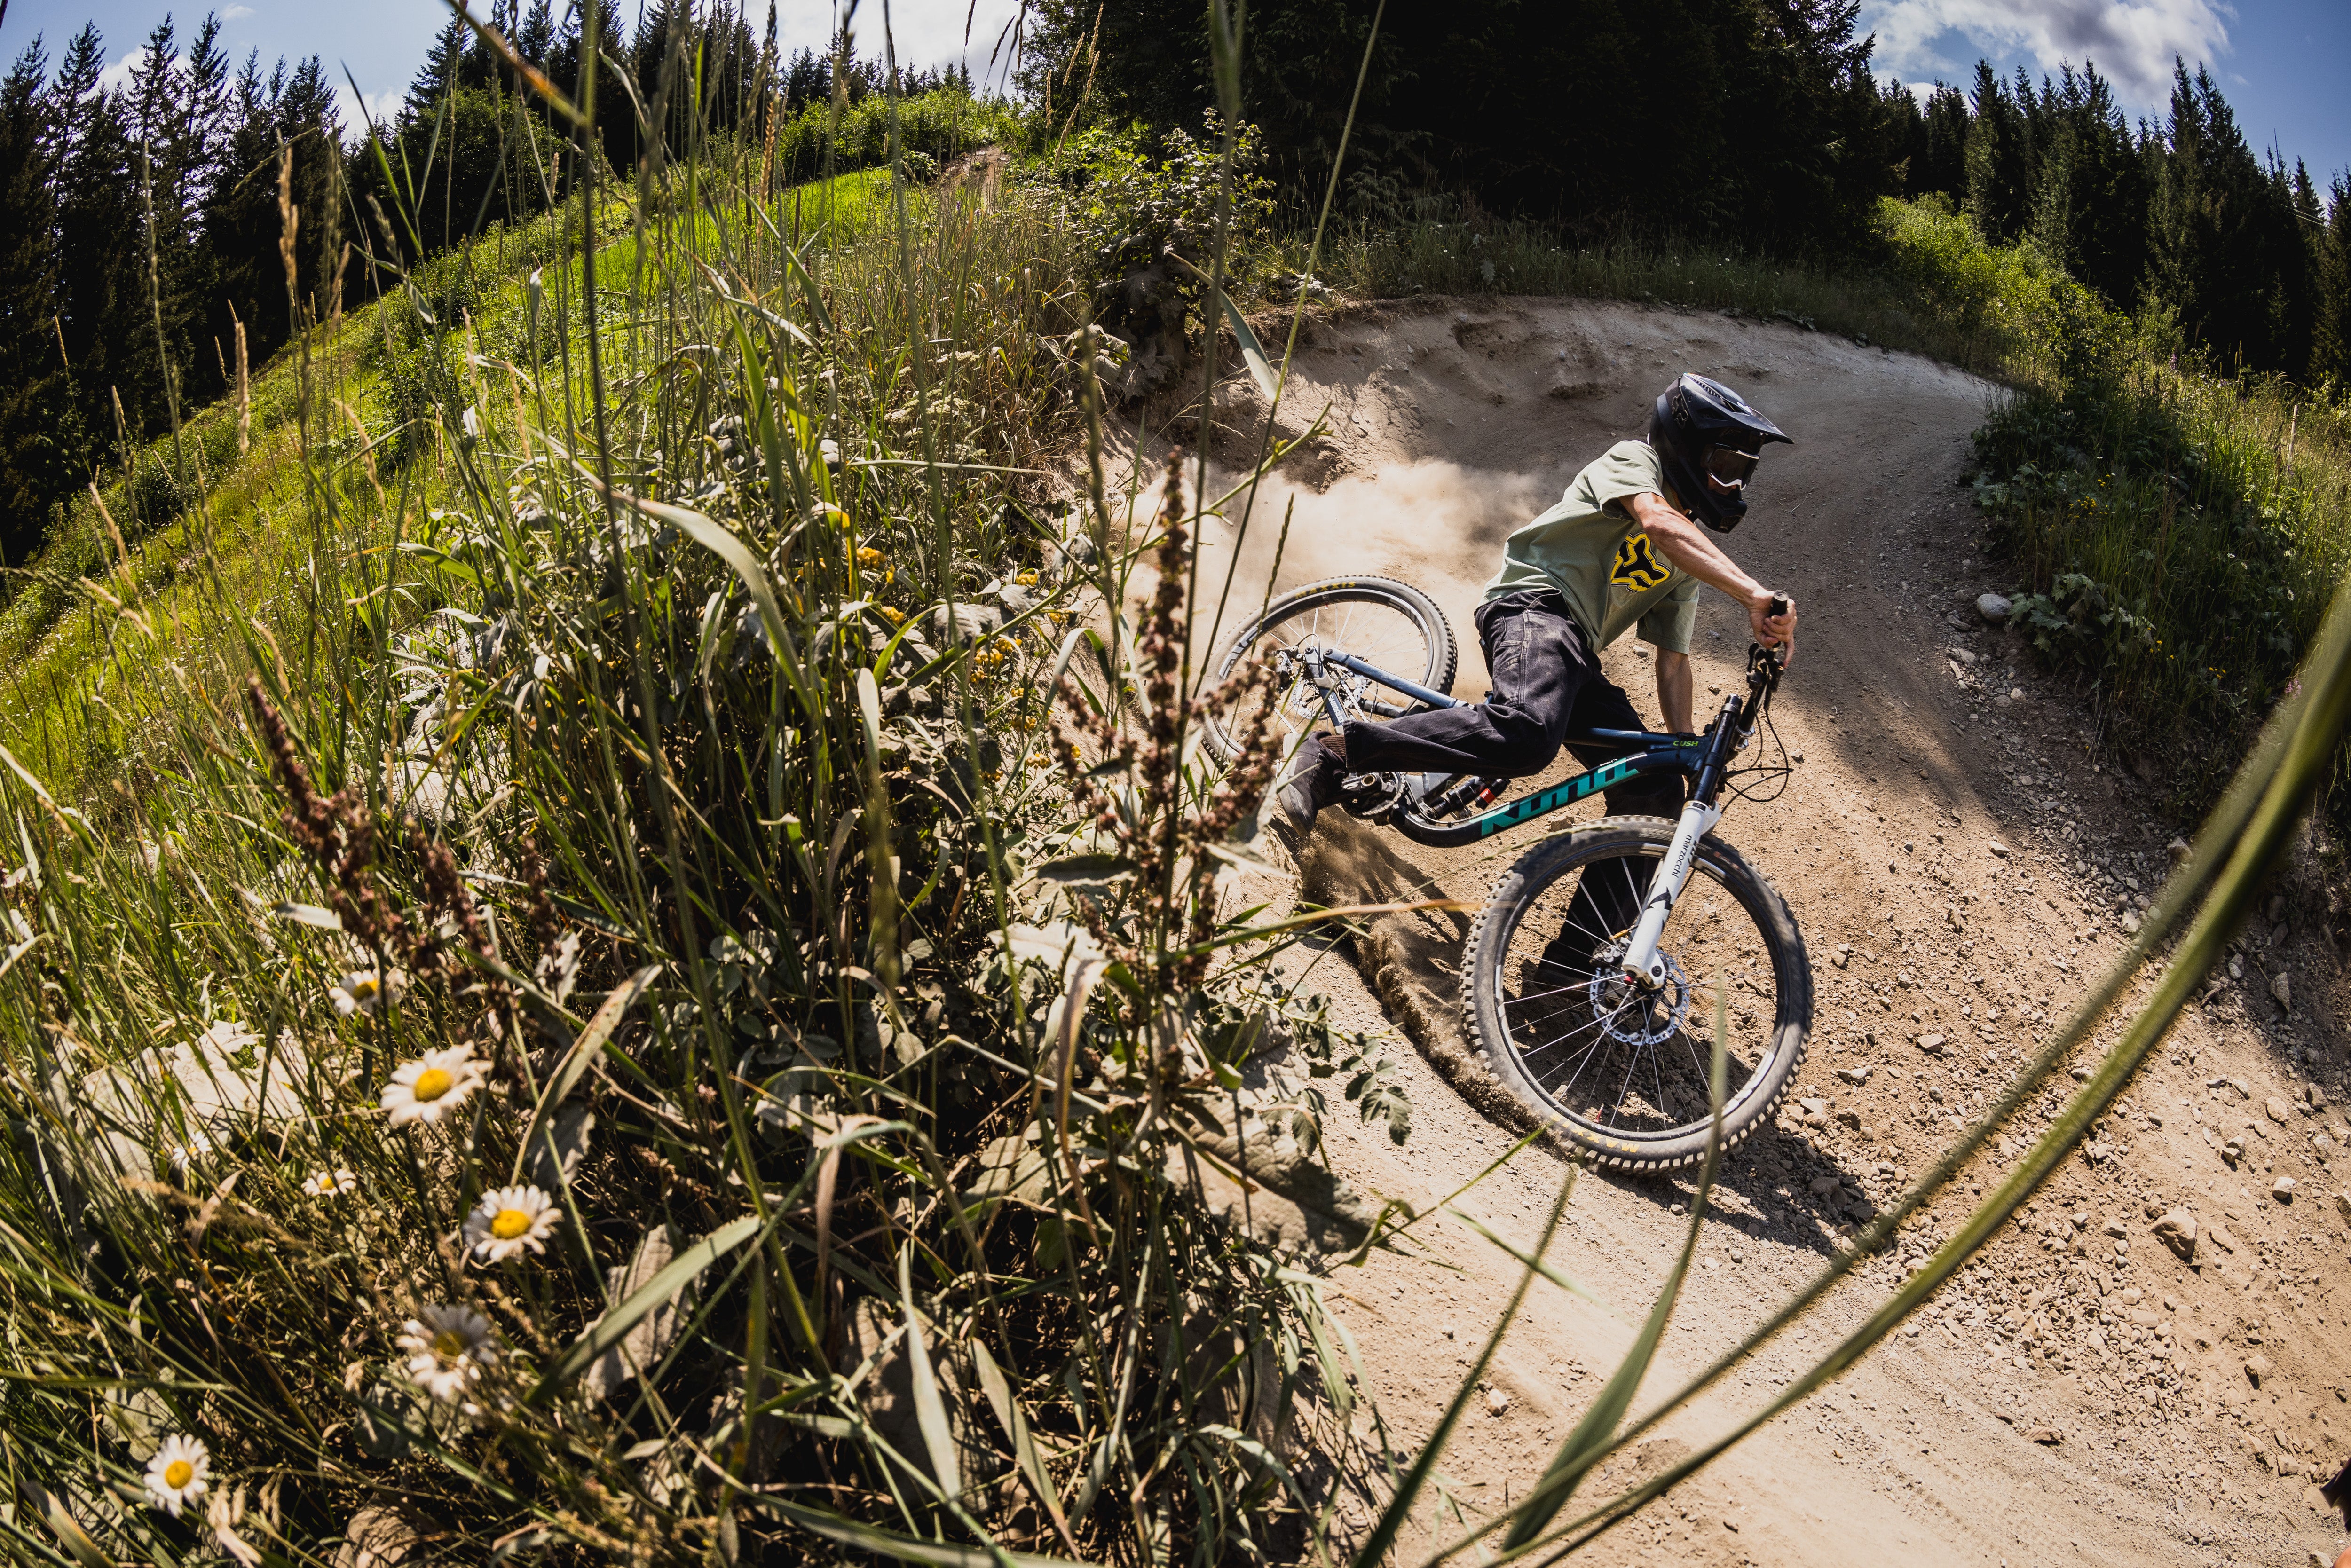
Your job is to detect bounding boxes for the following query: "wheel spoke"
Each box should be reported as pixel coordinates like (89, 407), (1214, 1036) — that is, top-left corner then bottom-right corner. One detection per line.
(1485, 843), (1800, 1150)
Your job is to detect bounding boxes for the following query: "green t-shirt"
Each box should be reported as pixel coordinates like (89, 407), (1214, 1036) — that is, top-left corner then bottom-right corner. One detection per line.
(1482, 440), (1699, 655)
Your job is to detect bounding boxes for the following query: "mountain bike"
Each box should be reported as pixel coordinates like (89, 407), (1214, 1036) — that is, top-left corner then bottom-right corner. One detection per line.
(1204, 576), (1811, 1172)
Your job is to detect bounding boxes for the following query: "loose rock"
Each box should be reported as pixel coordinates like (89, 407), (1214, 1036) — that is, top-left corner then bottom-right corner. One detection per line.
(2151, 1208), (2198, 1261)
(2267, 1097), (2291, 1125)
(1977, 592), (2013, 624)
(2273, 1177), (2298, 1203)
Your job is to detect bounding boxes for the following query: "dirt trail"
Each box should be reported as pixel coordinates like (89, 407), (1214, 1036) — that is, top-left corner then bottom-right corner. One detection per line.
(1168, 298), (2351, 1566)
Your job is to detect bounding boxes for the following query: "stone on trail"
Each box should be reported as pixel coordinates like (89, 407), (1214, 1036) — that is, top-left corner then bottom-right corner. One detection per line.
(2272, 1177), (2298, 1203)
(2267, 1097), (2291, 1125)
(1977, 592), (2013, 624)
(2271, 970), (2291, 1010)
(2245, 1354), (2273, 1387)
(1916, 1033), (1946, 1056)
(2150, 1208), (2198, 1262)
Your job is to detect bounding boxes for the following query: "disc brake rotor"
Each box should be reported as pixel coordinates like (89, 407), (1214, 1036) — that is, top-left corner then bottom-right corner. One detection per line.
(1586, 944), (1694, 1048)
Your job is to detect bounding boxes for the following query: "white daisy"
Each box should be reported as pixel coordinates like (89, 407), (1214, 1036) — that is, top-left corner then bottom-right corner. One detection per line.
(462, 1184), (561, 1262)
(165, 1130), (213, 1177)
(397, 1303), (500, 1403)
(379, 1043), (483, 1127)
(301, 1168), (357, 1198)
(143, 1433), (210, 1517)
(329, 969), (403, 1017)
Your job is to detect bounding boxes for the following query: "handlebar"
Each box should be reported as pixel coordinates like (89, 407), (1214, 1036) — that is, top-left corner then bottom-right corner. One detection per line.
(1745, 594), (1791, 687)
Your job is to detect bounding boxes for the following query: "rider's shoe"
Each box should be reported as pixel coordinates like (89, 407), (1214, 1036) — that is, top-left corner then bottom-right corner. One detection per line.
(1269, 737), (1345, 847)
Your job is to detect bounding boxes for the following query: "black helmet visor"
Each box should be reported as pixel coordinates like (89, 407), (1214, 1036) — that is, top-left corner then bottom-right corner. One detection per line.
(1704, 445), (1760, 489)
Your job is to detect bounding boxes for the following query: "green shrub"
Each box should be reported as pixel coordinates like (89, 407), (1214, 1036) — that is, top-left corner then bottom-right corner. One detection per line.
(1971, 368), (2351, 818)
(769, 85), (1014, 187)
(1027, 116), (1276, 291)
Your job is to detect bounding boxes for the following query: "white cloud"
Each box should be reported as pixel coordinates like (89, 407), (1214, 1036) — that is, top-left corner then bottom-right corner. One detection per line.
(1859, 0), (2232, 106)
(221, 6), (256, 20)
(334, 85), (408, 135)
(97, 49), (147, 96)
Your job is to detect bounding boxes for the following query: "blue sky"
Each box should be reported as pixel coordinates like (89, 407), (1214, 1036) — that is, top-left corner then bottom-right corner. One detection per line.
(1, 1), (1029, 137)
(1860, 0), (2351, 183)
(4, 1), (2344, 184)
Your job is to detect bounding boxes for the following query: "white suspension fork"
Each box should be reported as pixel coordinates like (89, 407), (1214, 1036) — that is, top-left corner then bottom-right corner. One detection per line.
(1618, 799), (1723, 986)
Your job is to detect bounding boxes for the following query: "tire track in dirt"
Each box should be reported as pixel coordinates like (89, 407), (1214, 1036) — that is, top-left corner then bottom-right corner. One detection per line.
(1181, 297), (2351, 1567)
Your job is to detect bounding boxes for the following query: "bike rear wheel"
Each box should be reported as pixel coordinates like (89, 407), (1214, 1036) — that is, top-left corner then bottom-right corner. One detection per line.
(1201, 576), (1457, 764)
(1462, 819), (1810, 1171)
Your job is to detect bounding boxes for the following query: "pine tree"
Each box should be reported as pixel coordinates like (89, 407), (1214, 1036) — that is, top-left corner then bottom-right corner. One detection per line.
(517, 0), (556, 70)
(0, 38), (82, 559)
(783, 47), (827, 113)
(53, 24), (158, 455)
(2310, 173), (2351, 388)
(413, 18), (469, 109)
(1917, 84), (1969, 199)
(2148, 63), (2302, 373)
(1963, 63), (2033, 243)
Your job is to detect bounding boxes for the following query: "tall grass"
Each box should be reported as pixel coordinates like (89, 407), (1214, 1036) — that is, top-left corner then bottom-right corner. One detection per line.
(0, 18), (1406, 1565)
(2, 5), (2347, 1565)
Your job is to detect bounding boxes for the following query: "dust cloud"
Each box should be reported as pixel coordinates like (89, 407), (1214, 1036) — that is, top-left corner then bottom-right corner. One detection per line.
(1188, 455), (1574, 690)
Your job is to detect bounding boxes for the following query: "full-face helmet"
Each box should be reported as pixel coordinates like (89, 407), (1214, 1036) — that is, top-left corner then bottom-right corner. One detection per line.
(1646, 373), (1791, 533)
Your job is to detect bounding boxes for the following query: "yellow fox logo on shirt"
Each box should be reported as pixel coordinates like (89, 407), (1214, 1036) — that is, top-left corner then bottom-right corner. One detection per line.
(1610, 531), (1671, 591)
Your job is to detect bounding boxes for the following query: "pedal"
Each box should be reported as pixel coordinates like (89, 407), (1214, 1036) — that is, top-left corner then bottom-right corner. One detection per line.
(1338, 771), (1406, 821)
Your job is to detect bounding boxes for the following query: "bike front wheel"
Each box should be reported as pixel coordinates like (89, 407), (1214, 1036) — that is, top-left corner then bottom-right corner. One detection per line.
(1200, 576), (1457, 764)
(1462, 819), (1811, 1171)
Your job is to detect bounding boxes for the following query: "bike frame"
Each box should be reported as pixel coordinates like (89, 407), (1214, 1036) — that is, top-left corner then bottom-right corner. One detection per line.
(1302, 647), (1770, 849)
(1301, 642), (1783, 986)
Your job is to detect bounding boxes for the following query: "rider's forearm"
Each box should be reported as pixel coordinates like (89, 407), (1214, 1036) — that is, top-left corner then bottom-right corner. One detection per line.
(1654, 649), (1693, 733)
(1626, 492), (1769, 609)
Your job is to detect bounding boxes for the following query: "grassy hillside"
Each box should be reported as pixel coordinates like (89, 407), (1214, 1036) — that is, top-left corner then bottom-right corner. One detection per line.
(0, 118), (1459, 1561)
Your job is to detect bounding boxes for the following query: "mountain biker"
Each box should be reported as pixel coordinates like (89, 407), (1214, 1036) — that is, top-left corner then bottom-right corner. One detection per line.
(1271, 373), (1799, 844)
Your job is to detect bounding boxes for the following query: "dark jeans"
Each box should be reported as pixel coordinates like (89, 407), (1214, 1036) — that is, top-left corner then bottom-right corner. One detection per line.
(1340, 588), (1686, 820)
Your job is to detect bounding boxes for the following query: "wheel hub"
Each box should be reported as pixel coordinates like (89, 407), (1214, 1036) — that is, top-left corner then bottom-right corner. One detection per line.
(1586, 943), (1693, 1048)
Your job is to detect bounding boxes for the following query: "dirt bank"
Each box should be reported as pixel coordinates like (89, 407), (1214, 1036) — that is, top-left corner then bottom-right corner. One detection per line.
(1161, 296), (2351, 1567)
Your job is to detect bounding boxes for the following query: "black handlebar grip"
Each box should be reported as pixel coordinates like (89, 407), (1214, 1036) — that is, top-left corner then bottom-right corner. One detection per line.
(1767, 594), (1790, 619)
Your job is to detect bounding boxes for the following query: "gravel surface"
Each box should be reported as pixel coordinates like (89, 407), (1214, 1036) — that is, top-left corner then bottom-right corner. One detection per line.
(1173, 296), (2351, 1567)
